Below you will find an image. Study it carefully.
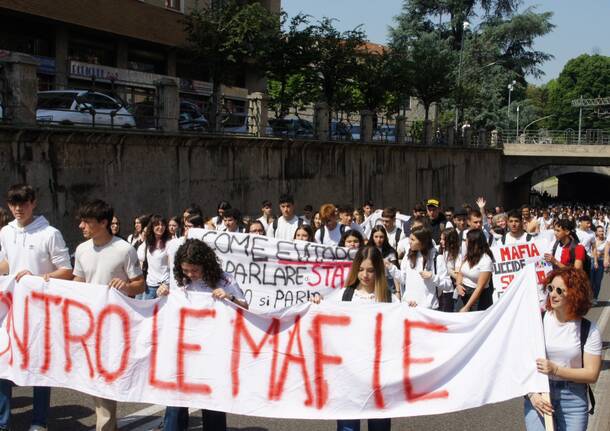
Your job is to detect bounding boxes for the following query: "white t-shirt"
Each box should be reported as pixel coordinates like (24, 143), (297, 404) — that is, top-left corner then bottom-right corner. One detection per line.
(458, 253), (493, 289)
(0, 216), (71, 275)
(257, 215), (272, 231)
(492, 231), (532, 246)
(543, 311), (602, 381)
(137, 243), (170, 286)
(576, 229), (595, 256)
(384, 226), (405, 249)
(266, 216), (301, 240)
(314, 224), (343, 246)
(73, 236), (142, 285)
(182, 273), (245, 300)
(166, 236), (185, 290)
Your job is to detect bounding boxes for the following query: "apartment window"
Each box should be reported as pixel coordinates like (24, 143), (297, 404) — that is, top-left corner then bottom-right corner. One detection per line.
(165, 0), (182, 11)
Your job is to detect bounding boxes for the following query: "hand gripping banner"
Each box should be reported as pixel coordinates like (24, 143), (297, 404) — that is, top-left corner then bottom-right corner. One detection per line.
(0, 265), (548, 420)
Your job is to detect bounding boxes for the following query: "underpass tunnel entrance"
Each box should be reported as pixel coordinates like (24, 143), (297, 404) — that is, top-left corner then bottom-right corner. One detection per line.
(555, 172), (610, 203)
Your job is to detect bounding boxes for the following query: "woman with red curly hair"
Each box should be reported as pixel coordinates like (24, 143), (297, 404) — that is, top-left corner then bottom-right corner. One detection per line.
(524, 267), (602, 431)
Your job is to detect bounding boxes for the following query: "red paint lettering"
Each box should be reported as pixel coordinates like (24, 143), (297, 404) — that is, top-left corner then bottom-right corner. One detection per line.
(9, 295), (29, 369)
(310, 314), (351, 409)
(0, 292), (13, 357)
(177, 307), (216, 394)
(231, 308), (280, 398)
(149, 304), (177, 390)
(271, 315), (313, 405)
(499, 247), (511, 262)
(373, 313), (385, 409)
(403, 320), (449, 402)
(95, 305), (131, 382)
(62, 298), (95, 378)
(500, 274), (515, 288)
(31, 291), (62, 373)
(530, 243), (539, 256)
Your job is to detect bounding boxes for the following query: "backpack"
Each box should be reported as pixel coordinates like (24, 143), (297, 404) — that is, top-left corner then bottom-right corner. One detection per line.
(342, 286), (392, 303)
(320, 224), (347, 244)
(542, 312), (596, 414)
(272, 216), (303, 236)
(394, 228), (402, 246)
(501, 232), (533, 245)
(551, 240), (592, 275)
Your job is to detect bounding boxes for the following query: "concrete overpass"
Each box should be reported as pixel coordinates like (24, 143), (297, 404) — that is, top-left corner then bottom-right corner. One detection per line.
(503, 143), (610, 205)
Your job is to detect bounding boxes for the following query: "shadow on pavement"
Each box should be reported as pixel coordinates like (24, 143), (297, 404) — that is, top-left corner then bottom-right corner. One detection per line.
(9, 399), (94, 431)
(602, 360), (610, 371)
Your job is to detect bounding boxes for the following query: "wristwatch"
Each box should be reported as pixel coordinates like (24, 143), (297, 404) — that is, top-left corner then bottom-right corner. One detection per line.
(230, 294), (236, 303)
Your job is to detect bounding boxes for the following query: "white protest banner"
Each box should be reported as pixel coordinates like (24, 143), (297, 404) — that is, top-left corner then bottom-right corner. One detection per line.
(0, 265), (548, 420)
(187, 229), (355, 311)
(491, 238), (553, 301)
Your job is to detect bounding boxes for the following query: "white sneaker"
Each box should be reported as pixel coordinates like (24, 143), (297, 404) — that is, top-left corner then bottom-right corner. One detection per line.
(28, 426), (47, 431)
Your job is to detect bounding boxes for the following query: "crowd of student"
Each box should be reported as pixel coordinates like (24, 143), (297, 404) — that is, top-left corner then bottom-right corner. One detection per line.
(0, 185), (605, 431)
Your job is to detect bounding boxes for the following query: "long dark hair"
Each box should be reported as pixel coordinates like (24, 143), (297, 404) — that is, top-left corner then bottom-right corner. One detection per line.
(344, 246), (390, 303)
(144, 214), (170, 252)
(174, 239), (223, 288)
(465, 229), (494, 267)
(368, 226), (396, 260)
(407, 228), (434, 269)
(441, 228), (461, 263)
(294, 224), (315, 242)
(338, 229), (364, 248)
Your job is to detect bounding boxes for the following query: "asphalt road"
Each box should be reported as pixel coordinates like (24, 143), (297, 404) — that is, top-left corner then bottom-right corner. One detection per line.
(7, 280), (610, 431)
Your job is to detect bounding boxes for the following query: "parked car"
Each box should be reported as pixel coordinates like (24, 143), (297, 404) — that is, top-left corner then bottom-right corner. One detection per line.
(132, 100), (208, 131)
(374, 125), (396, 142)
(349, 124), (361, 141)
(269, 117), (314, 139)
(222, 111), (273, 135)
(36, 90), (136, 127)
(331, 120), (353, 140)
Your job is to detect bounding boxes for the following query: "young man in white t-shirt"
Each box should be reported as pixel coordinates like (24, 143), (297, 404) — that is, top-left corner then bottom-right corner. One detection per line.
(72, 200), (144, 431)
(492, 209), (535, 246)
(0, 184), (73, 431)
(266, 194), (302, 240)
(256, 200), (274, 231)
(575, 215), (595, 258)
(222, 208), (244, 233)
(378, 207), (406, 249)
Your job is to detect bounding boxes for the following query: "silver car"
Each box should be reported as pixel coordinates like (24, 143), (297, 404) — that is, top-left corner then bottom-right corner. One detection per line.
(37, 90), (136, 128)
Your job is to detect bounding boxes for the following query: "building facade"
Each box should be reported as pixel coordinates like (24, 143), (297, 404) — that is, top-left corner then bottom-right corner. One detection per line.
(0, 0), (280, 112)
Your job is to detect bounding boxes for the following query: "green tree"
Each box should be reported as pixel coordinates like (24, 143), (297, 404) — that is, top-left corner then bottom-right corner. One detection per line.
(184, 0), (280, 130)
(545, 54), (610, 129)
(306, 18), (366, 112)
(265, 13), (316, 118)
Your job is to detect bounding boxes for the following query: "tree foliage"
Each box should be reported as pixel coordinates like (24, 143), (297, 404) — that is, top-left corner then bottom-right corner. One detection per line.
(545, 54), (610, 130)
(183, 0), (280, 129)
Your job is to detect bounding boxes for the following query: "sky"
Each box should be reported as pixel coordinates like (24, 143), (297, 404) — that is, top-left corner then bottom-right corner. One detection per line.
(282, 1), (610, 85)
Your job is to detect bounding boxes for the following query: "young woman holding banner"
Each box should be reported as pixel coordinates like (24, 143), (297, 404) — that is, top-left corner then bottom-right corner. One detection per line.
(157, 239), (248, 431)
(311, 246), (394, 431)
(455, 229), (494, 312)
(524, 267), (602, 431)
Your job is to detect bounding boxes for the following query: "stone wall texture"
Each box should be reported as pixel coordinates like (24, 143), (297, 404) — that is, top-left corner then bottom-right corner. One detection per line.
(0, 127), (504, 248)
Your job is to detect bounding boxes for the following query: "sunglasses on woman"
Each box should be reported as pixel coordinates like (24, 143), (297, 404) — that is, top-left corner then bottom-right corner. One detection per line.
(546, 284), (564, 296)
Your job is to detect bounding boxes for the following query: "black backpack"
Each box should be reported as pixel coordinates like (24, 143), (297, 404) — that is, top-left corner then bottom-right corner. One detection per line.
(272, 216), (303, 237)
(542, 312), (596, 414)
(551, 240), (592, 275)
(320, 224), (347, 243)
(394, 228), (402, 246)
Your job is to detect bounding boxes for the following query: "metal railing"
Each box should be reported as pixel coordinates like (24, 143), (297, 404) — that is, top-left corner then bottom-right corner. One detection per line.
(498, 129), (610, 146)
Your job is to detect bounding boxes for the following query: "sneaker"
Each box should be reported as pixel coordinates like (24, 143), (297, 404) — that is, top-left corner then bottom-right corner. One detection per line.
(28, 426), (47, 431)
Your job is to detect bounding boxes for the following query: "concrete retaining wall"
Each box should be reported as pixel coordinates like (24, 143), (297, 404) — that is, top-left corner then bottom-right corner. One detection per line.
(0, 126), (504, 247)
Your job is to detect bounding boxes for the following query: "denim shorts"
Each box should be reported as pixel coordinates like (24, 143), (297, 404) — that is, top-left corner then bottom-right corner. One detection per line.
(524, 380), (588, 431)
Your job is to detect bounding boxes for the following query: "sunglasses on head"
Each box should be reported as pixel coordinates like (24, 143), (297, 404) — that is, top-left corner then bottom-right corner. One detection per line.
(546, 284), (564, 296)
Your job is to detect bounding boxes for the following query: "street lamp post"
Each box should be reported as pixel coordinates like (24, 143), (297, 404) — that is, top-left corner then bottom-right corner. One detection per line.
(516, 105), (520, 141)
(454, 21), (470, 131)
(507, 80), (516, 118)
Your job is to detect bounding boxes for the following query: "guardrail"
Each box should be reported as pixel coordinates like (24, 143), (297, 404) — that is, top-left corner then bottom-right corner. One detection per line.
(499, 129), (610, 145)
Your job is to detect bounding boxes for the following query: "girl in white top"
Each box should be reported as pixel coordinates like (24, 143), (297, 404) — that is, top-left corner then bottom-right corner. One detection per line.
(591, 225), (607, 301)
(525, 268), (602, 431)
(387, 228), (451, 309)
(311, 246), (394, 431)
(455, 229), (494, 312)
(157, 238), (247, 431)
(137, 215), (171, 299)
(438, 228), (461, 312)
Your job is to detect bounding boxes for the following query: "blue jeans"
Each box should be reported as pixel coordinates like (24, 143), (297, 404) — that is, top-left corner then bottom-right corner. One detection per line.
(524, 380), (588, 431)
(337, 418), (391, 431)
(143, 284), (160, 300)
(590, 258), (604, 300)
(163, 406), (226, 431)
(0, 379), (51, 428)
